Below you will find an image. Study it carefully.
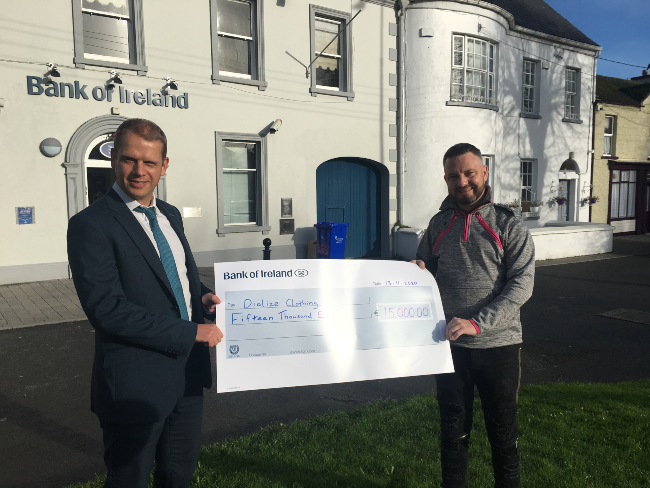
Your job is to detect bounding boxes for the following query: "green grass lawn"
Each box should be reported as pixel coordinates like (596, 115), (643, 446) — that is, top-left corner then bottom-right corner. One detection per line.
(69, 380), (650, 488)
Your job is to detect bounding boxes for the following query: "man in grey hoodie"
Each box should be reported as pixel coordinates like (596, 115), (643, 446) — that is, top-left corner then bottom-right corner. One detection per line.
(413, 143), (535, 488)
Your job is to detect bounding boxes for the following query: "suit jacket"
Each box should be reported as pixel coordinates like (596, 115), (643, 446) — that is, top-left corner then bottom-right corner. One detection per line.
(67, 188), (213, 424)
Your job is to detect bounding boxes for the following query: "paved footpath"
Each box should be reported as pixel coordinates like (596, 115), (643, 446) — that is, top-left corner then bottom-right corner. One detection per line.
(0, 280), (85, 330)
(2, 236), (649, 331)
(0, 236), (649, 488)
(0, 269), (215, 330)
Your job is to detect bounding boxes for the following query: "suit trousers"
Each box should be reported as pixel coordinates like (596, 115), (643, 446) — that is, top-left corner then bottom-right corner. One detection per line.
(435, 344), (521, 488)
(101, 395), (203, 488)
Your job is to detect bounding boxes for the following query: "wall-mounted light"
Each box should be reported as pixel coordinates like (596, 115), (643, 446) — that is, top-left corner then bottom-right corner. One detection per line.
(46, 63), (60, 77)
(163, 77), (178, 91)
(40, 138), (62, 158)
(106, 70), (122, 89)
(44, 63), (61, 85)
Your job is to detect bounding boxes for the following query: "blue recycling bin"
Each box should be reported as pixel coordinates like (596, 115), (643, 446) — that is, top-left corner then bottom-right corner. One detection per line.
(314, 222), (349, 259)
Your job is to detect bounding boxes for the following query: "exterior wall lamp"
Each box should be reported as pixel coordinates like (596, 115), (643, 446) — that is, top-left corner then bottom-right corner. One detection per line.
(163, 77), (178, 91)
(106, 70), (122, 89)
(40, 138), (62, 158)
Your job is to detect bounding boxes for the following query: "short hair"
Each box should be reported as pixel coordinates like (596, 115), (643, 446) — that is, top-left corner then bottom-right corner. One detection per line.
(442, 143), (482, 166)
(113, 118), (167, 160)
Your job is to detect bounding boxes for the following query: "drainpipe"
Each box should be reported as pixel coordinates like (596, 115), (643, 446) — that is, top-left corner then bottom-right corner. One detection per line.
(588, 48), (601, 222)
(396, 0), (408, 226)
(392, 0), (409, 257)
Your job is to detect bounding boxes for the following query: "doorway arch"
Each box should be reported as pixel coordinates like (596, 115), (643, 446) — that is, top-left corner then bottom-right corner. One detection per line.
(63, 115), (127, 218)
(557, 158), (579, 222)
(63, 115), (168, 218)
(316, 158), (389, 258)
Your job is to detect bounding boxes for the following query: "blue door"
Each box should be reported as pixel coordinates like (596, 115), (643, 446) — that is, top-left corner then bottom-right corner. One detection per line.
(316, 159), (381, 258)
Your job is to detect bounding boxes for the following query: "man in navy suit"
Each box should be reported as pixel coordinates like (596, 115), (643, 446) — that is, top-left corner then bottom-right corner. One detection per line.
(67, 118), (223, 488)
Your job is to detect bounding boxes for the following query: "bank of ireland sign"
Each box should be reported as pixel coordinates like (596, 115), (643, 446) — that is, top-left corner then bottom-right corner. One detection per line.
(26, 76), (189, 109)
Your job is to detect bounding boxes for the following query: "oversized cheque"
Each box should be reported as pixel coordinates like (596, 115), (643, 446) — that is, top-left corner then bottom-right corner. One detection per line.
(214, 260), (453, 392)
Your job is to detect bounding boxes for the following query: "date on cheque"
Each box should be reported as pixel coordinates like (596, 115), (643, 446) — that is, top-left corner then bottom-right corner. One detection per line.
(376, 302), (432, 322)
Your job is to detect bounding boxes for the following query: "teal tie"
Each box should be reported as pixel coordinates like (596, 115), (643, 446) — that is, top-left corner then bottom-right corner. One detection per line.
(134, 206), (189, 320)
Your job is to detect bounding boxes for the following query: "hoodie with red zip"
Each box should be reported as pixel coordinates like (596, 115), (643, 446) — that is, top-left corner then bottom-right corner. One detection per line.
(416, 187), (535, 349)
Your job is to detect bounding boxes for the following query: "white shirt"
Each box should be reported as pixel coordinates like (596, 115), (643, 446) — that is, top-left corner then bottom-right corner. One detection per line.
(112, 183), (193, 319)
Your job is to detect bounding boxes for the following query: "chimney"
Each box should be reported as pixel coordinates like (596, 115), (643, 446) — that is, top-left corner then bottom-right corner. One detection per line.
(631, 64), (650, 80)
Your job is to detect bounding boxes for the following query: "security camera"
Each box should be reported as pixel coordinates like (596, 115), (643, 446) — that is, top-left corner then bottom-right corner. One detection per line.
(269, 119), (282, 134)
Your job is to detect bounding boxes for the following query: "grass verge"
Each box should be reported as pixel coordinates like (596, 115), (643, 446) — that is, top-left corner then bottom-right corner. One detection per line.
(68, 380), (650, 488)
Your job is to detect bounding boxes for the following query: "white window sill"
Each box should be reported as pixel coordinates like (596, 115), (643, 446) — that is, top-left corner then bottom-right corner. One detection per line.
(446, 100), (499, 112)
(310, 87), (355, 101)
(562, 117), (583, 124)
(217, 225), (271, 236)
(213, 75), (267, 91)
(74, 56), (147, 75)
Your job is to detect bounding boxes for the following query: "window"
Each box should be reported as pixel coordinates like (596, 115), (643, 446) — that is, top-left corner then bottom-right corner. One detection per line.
(215, 132), (269, 235)
(603, 116), (615, 156)
(564, 68), (582, 122)
(483, 155), (494, 190)
(72, 0), (147, 73)
(450, 35), (496, 108)
(211, 0), (266, 89)
(610, 170), (637, 219)
(309, 5), (354, 100)
(521, 59), (540, 117)
(520, 160), (537, 202)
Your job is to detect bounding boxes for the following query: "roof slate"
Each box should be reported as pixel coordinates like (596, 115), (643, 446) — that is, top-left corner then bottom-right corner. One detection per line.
(596, 75), (650, 106)
(486, 0), (598, 46)
(410, 0), (599, 47)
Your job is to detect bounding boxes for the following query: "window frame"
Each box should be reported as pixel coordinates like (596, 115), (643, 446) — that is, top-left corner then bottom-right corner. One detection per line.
(447, 34), (498, 111)
(72, 0), (147, 74)
(603, 115), (616, 156)
(210, 0), (267, 90)
(610, 169), (637, 220)
(483, 154), (495, 191)
(521, 59), (541, 119)
(309, 5), (354, 100)
(563, 67), (582, 123)
(520, 159), (538, 203)
(215, 131), (269, 236)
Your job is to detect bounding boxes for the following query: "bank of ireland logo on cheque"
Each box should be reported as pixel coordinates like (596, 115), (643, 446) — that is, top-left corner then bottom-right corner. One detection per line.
(229, 344), (239, 355)
(294, 269), (308, 277)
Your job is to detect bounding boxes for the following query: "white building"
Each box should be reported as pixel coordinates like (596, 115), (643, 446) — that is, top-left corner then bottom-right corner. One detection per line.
(396, 0), (601, 239)
(0, 0), (399, 284)
(0, 0), (604, 285)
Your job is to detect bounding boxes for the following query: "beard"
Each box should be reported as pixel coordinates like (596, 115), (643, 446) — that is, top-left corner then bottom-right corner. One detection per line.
(451, 182), (486, 207)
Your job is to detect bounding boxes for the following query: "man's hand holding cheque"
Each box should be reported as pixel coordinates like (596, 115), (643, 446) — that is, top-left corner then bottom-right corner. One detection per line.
(410, 260), (477, 342)
(197, 292), (224, 346)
